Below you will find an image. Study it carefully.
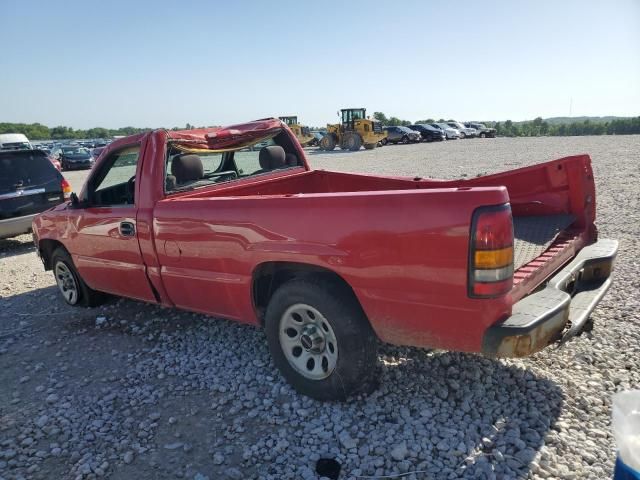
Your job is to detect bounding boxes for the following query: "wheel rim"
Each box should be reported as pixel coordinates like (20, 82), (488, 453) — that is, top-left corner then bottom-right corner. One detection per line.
(279, 303), (338, 380)
(54, 261), (78, 304)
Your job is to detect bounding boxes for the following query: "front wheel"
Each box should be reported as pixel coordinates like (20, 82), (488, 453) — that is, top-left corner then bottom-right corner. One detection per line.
(480, 132), (486, 138)
(319, 134), (336, 151)
(460, 132), (466, 139)
(265, 277), (379, 400)
(51, 248), (106, 307)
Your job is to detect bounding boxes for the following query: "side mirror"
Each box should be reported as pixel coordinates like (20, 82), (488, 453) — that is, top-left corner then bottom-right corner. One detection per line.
(70, 192), (81, 208)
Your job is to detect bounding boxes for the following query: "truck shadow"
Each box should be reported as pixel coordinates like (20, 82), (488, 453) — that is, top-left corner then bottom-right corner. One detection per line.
(2, 289), (562, 479)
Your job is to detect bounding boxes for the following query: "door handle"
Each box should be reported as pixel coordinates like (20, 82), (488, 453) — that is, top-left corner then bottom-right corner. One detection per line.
(119, 221), (135, 237)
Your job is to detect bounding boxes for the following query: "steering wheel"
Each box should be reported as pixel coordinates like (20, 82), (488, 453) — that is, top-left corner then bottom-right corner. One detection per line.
(126, 175), (135, 204)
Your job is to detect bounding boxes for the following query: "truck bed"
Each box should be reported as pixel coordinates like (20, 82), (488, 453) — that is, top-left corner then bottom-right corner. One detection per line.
(169, 155), (595, 305)
(513, 214), (576, 269)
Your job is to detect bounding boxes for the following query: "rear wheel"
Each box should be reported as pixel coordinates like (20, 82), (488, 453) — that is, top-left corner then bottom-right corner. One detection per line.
(381, 138), (388, 146)
(480, 132), (486, 138)
(51, 248), (106, 307)
(401, 135), (409, 144)
(460, 132), (466, 139)
(265, 277), (379, 400)
(319, 134), (336, 151)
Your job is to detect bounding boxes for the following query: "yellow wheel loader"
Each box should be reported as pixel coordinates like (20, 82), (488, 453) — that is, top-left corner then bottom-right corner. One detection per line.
(279, 116), (316, 147)
(319, 108), (386, 151)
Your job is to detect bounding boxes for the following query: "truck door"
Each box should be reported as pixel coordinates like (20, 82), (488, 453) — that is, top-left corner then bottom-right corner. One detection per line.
(69, 143), (157, 302)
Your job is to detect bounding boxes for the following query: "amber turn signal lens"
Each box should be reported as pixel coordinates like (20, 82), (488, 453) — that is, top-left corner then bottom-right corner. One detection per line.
(474, 246), (513, 269)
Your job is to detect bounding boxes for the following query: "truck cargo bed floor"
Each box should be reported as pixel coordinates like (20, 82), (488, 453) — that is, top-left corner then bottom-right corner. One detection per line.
(513, 214), (576, 269)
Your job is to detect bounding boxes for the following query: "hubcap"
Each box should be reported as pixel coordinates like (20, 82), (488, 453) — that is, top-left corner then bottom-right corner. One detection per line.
(54, 261), (78, 304)
(279, 303), (338, 380)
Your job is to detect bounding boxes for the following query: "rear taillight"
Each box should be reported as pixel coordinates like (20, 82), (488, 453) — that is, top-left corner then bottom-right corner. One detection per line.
(61, 178), (72, 200)
(469, 204), (514, 298)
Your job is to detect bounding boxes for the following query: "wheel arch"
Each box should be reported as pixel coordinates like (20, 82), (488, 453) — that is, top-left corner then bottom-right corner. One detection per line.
(251, 261), (367, 327)
(38, 239), (67, 270)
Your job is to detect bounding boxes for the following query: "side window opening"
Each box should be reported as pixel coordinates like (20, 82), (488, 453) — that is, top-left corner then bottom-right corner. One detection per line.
(90, 146), (140, 206)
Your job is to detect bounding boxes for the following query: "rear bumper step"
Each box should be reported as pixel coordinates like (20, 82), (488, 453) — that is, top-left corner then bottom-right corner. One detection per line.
(482, 238), (618, 357)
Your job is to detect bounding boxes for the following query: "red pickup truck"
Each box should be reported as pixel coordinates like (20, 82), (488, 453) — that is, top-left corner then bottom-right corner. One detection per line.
(32, 118), (617, 400)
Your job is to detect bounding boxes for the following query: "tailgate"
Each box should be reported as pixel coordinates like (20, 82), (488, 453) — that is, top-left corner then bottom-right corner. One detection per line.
(0, 188), (64, 219)
(458, 155), (598, 299)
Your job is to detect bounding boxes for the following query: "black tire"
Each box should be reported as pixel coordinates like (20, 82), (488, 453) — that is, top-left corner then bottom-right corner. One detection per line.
(320, 134), (336, 151)
(381, 138), (388, 146)
(265, 277), (379, 401)
(344, 133), (362, 151)
(480, 132), (486, 138)
(460, 132), (466, 139)
(51, 248), (107, 307)
(363, 143), (376, 150)
(401, 135), (409, 144)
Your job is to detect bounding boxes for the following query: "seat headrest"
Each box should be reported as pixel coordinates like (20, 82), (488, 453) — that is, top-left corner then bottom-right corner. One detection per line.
(171, 154), (203, 183)
(165, 174), (177, 191)
(259, 146), (286, 170)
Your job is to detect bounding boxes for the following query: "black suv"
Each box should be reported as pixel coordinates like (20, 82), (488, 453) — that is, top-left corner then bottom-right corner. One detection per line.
(464, 122), (497, 138)
(0, 149), (70, 239)
(407, 124), (446, 142)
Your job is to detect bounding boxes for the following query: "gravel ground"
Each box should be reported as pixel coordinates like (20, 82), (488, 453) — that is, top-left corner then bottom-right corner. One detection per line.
(0, 135), (638, 480)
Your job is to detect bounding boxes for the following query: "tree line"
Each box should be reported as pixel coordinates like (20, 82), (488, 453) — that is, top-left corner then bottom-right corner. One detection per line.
(2, 116), (639, 140)
(0, 123), (211, 141)
(0, 123), (151, 140)
(490, 117), (640, 137)
(371, 113), (640, 136)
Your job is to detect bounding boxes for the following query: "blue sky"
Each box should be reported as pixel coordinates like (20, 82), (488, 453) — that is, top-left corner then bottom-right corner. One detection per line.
(1, 0), (638, 129)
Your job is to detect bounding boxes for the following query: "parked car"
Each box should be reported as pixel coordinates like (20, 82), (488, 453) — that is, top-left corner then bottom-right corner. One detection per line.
(0, 133), (32, 151)
(310, 131), (325, 147)
(0, 149), (71, 239)
(465, 122), (497, 138)
(383, 126), (421, 144)
(92, 146), (106, 160)
(52, 146), (95, 170)
(407, 124), (446, 142)
(49, 157), (62, 171)
(432, 123), (460, 139)
(446, 121), (477, 139)
(32, 118), (617, 401)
